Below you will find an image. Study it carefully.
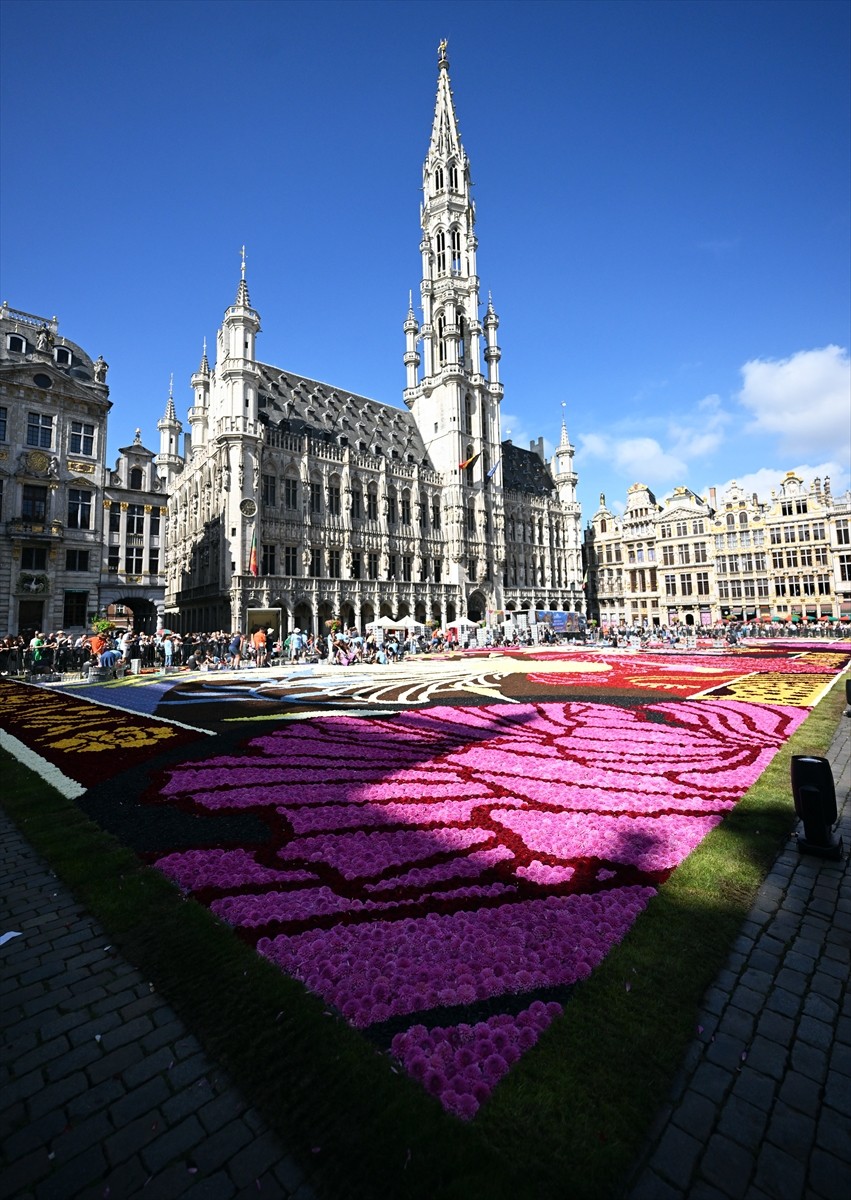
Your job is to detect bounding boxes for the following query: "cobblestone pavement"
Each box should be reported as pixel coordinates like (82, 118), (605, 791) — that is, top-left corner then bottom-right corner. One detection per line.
(627, 716), (851, 1200)
(0, 813), (317, 1200)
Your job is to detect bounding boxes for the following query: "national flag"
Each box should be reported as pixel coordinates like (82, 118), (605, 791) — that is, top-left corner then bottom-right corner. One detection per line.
(582, 569), (588, 590)
(248, 528), (259, 577)
(485, 458), (501, 480)
(459, 451), (480, 470)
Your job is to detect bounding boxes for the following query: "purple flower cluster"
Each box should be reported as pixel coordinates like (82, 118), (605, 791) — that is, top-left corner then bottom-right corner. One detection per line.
(154, 848), (315, 890)
(278, 826), (496, 880)
(211, 881), (516, 928)
(257, 887), (654, 1026)
(364, 846), (514, 893)
(278, 797), (516, 836)
(391, 1000), (563, 1119)
(493, 810), (722, 873)
(516, 860), (575, 885)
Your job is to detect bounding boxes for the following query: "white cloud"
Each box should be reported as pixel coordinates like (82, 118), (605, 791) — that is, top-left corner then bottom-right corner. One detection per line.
(737, 346), (850, 459)
(578, 433), (687, 484)
(707, 460), (850, 505)
(669, 393), (729, 459)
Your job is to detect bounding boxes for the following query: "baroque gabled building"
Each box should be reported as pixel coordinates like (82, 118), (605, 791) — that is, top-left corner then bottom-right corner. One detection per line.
(0, 303), (111, 639)
(157, 45), (583, 636)
(584, 473), (851, 628)
(102, 428), (167, 631)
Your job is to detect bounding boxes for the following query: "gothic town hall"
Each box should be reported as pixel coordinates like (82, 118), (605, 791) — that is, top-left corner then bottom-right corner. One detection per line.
(156, 45), (583, 636)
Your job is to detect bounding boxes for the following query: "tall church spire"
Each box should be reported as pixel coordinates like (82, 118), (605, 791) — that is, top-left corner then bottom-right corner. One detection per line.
(428, 40), (464, 167)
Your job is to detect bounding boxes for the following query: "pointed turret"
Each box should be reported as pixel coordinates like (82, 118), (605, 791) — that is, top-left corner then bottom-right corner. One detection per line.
(552, 401), (578, 512)
(216, 248), (261, 432)
(403, 291), (421, 389)
(155, 374), (183, 483)
(189, 338), (211, 453)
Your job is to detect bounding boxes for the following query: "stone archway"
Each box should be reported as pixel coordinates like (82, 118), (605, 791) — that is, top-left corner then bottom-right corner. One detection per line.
(467, 590), (487, 622)
(318, 601), (334, 635)
(293, 602), (313, 636)
(106, 595), (158, 634)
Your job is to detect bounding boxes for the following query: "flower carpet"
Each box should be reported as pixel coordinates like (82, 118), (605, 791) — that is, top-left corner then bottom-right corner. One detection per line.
(2, 641), (849, 1124)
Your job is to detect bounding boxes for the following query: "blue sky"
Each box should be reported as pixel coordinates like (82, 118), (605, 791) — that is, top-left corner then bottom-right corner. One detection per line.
(2, 0), (849, 515)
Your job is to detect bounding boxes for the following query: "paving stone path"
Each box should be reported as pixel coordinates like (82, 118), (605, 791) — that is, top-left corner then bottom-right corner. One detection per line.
(627, 716), (851, 1200)
(0, 815), (317, 1200)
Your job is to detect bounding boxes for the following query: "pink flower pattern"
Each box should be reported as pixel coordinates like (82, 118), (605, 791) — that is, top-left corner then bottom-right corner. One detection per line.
(149, 681), (822, 1117)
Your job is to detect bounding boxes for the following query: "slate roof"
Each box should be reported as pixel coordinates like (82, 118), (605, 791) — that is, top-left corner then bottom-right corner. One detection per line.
(257, 360), (554, 496)
(256, 363), (430, 466)
(502, 442), (555, 495)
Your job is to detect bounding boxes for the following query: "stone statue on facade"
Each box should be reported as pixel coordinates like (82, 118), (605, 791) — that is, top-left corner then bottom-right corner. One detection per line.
(93, 355), (108, 382)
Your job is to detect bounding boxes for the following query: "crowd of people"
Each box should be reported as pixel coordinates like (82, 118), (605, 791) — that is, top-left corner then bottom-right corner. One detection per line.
(1, 616), (847, 680)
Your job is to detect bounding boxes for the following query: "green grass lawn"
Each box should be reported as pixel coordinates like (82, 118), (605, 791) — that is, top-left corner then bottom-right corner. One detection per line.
(2, 675), (846, 1199)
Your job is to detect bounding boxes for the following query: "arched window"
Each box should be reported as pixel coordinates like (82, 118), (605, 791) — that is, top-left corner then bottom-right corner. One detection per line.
(739, 512), (748, 527)
(433, 165), (444, 193)
(457, 312), (467, 366)
(450, 228), (462, 273)
(601, 519), (607, 533)
(449, 163), (459, 191)
(7, 334), (25, 353)
(464, 395), (472, 434)
(129, 467), (144, 490)
(435, 229), (446, 275)
(464, 445), (475, 487)
(436, 313), (447, 366)
(54, 347), (72, 366)
(726, 514), (735, 528)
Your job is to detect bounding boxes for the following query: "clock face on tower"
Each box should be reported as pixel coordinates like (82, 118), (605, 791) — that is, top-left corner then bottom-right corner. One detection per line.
(239, 498), (257, 518)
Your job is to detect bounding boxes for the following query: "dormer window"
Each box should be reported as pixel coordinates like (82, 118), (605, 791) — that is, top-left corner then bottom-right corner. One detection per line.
(129, 467), (144, 490)
(55, 346), (72, 366)
(7, 334), (26, 354)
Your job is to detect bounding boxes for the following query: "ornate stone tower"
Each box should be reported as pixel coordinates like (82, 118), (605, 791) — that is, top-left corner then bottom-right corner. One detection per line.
(404, 41), (506, 601)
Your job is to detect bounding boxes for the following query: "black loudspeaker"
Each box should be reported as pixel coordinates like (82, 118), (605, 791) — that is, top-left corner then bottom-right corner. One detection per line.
(790, 755), (844, 860)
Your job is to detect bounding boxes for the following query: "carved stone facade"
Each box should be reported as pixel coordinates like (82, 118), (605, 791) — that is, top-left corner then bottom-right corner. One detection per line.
(0, 304), (111, 637)
(156, 48), (583, 636)
(584, 473), (851, 627)
(101, 430), (168, 631)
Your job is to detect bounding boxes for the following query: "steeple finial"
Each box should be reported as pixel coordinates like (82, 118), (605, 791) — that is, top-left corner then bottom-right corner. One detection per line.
(163, 374), (177, 422)
(559, 401), (569, 446)
(200, 336), (210, 374)
(235, 246), (251, 307)
(428, 40), (462, 165)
